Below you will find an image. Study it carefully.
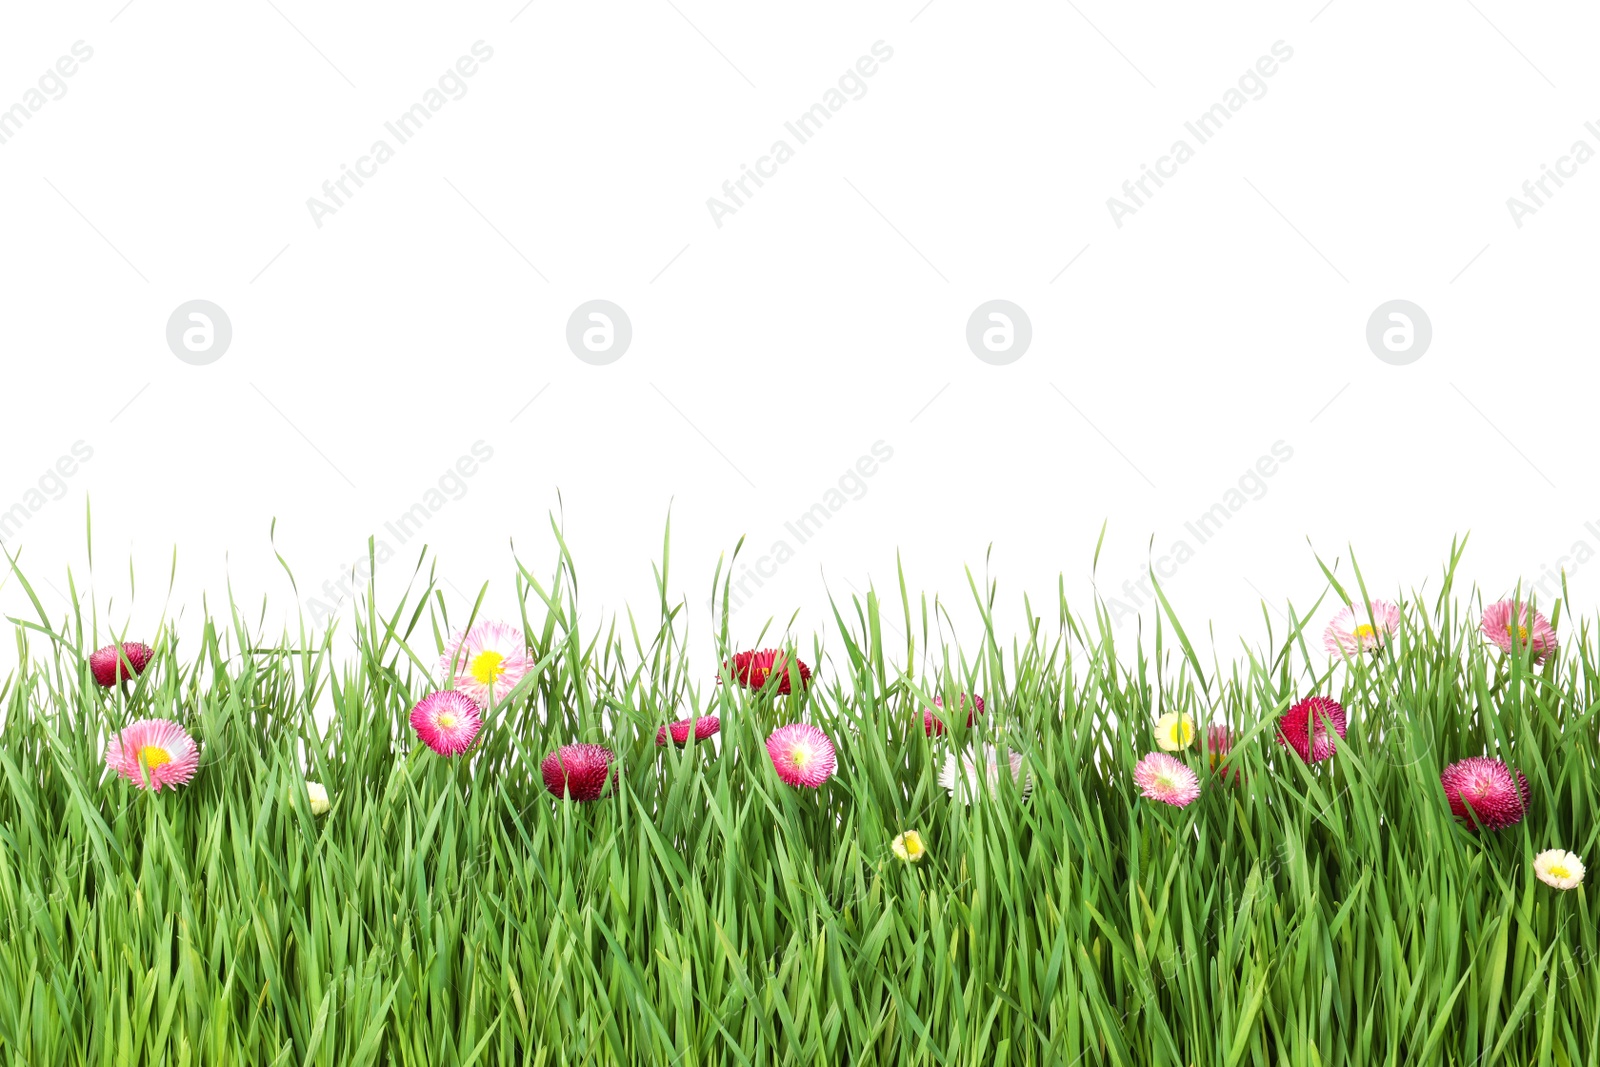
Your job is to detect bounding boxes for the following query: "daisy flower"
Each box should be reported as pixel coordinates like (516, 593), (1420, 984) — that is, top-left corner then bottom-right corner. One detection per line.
(1440, 756), (1529, 831)
(891, 830), (928, 864)
(409, 691), (483, 757)
(441, 621), (532, 706)
(1534, 848), (1585, 890)
(541, 744), (616, 801)
(1276, 696), (1346, 764)
(104, 718), (199, 792)
(1324, 600), (1400, 655)
(924, 693), (985, 737)
(656, 716), (720, 746)
(90, 641), (154, 687)
(1482, 600), (1557, 663)
(1154, 711), (1196, 752)
(1133, 751), (1201, 808)
(766, 723), (836, 787)
(726, 649), (811, 694)
(939, 745), (1032, 803)
(1205, 724), (1242, 782)
(306, 780), (331, 816)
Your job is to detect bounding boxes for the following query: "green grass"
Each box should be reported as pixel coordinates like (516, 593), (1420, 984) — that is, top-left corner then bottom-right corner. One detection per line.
(0, 531), (1597, 1065)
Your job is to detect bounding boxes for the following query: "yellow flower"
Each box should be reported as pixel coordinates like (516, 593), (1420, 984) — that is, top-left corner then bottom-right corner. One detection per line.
(1534, 848), (1584, 890)
(1154, 712), (1195, 752)
(306, 780), (331, 816)
(891, 830), (927, 864)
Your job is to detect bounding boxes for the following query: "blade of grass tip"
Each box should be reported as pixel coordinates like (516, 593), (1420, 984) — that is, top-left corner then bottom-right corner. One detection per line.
(1147, 565), (1209, 700)
(1307, 539), (1351, 608)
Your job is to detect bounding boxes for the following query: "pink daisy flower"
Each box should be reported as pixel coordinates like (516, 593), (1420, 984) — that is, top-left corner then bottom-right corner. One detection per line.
(1205, 725), (1242, 783)
(766, 723), (836, 787)
(726, 649), (811, 694)
(923, 693), (985, 737)
(656, 716), (720, 746)
(409, 691), (483, 756)
(90, 641), (154, 687)
(104, 718), (199, 791)
(1133, 752), (1201, 808)
(1276, 696), (1346, 764)
(1440, 756), (1530, 831)
(1482, 600), (1557, 663)
(441, 621), (532, 706)
(1323, 600), (1400, 655)
(541, 744), (616, 801)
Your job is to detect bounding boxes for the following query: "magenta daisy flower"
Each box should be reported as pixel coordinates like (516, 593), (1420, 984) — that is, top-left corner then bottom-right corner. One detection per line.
(766, 723), (836, 787)
(1440, 756), (1530, 831)
(923, 693), (985, 737)
(1276, 696), (1346, 764)
(409, 691), (483, 756)
(1133, 752), (1201, 808)
(105, 718), (199, 791)
(656, 716), (720, 746)
(441, 621), (532, 706)
(1482, 600), (1557, 663)
(541, 744), (616, 800)
(726, 649), (811, 694)
(90, 641), (154, 687)
(1324, 600), (1400, 655)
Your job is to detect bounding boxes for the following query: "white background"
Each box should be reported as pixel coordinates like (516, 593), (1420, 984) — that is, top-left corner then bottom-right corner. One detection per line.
(1, 0), (1595, 670)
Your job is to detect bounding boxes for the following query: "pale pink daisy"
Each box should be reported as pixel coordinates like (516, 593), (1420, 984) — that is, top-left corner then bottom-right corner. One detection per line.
(766, 723), (836, 787)
(938, 746), (1033, 803)
(1324, 600), (1400, 655)
(1534, 849), (1585, 890)
(105, 718), (200, 792)
(1133, 751), (1201, 808)
(441, 621), (532, 706)
(1482, 600), (1557, 663)
(409, 691), (483, 756)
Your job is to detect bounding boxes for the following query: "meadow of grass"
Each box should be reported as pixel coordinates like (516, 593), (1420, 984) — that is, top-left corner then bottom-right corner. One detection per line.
(0, 531), (1595, 1065)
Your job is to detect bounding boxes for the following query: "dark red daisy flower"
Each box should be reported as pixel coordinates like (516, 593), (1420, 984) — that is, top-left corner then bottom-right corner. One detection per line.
(541, 744), (616, 801)
(656, 716), (720, 746)
(923, 693), (985, 737)
(1276, 696), (1346, 764)
(89, 642), (154, 687)
(1440, 756), (1530, 831)
(725, 649), (811, 694)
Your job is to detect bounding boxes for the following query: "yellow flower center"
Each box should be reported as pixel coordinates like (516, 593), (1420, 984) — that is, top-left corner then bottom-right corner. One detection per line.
(904, 834), (924, 858)
(1549, 863), (1571, 879)
(139, 746), (172, 769)
(1353, 624), (1377, 640)
(437, 714), (458, 729)
(791, 749), (810, 767)
(1167, 720), (1194, 746)
(1506, 624), (1529, 642)
(469, 650), (506, 686)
